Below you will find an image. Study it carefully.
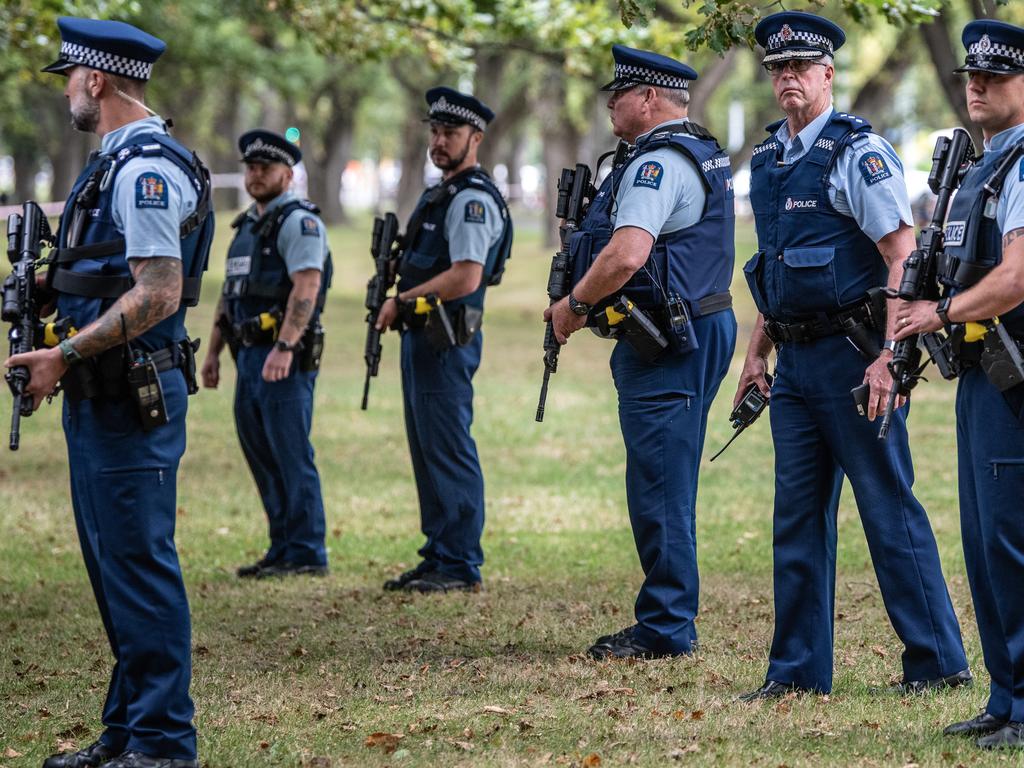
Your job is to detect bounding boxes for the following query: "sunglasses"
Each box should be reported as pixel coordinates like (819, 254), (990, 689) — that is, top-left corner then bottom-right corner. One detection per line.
(763, 59), (828, 76)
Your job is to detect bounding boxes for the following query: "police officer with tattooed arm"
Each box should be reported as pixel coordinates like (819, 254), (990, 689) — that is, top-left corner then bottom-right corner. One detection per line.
(546, 46), (737, 659)
(736, 12), (968, 702)
(894, 20), (1024, 750)
(4, 17), (214, 768)
(201, 130), (332, 580)
(375, 88), (512, 594)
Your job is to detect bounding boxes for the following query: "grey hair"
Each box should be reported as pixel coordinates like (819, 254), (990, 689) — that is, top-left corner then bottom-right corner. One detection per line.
(653, 85), (690, 107)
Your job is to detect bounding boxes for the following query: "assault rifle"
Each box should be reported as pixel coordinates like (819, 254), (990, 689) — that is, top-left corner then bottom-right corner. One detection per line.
(3, 202), (55, 450)
(535, 165), (595, 422)
(361, 212), (401, 410)
(878, 128), (974, 440)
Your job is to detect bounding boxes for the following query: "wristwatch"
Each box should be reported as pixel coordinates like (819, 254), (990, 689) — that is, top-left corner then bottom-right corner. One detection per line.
(59, 338), (84, 367)
(882, 339), (897, 354)
(275, 339), (299, 353)
(936, 296), (953, 329)
(568, 292), (592, 316)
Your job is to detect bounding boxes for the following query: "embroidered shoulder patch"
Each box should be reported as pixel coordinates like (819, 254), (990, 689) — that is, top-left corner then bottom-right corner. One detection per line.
(135, 172), (168, 209)
(300, 215), (320, 237)
(634, 161), (664, 190)
(858, 152), (892, 186)
(464, 199), (486, 224)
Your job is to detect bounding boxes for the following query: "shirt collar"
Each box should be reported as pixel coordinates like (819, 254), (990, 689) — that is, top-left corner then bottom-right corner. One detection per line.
(249, 189), (296, 219)
(775, 105), (834, 160)
(983, 122), (1024, 154)
(635, 117), (690, 144)
(100, 116), (167, 155)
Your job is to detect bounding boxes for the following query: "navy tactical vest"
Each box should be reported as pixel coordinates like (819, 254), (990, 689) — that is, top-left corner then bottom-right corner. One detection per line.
(222, 199), (333, 325)
(745, 111), (887, 322)
(569, 122), (735, 317)
(397, 167), (513, 311)
(940, 142), (1024, 336)
(53, 131), (213, 353)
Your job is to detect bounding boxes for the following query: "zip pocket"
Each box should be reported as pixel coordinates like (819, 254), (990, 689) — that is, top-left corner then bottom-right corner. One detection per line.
(990, 458), (1024, 480)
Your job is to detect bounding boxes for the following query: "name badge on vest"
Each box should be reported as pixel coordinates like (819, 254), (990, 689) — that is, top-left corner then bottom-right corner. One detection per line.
(783, 195), (818, 212)
(944, 221), (966, 247)
(225, 255), (251, 277)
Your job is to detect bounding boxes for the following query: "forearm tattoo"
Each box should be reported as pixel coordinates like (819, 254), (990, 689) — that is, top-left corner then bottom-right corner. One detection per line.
(1003, 227), (1024, 251)
(285, 296), (314, 334)
(70, 257), (183, 358)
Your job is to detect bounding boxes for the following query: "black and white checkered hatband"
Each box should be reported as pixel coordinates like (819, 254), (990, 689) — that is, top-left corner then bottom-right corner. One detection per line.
(58, 40), (154, 80)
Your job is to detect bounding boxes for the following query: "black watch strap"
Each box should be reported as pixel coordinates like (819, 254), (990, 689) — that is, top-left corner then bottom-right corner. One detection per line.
(568, 292), (592, 316)
(275, 339), (299, 352)
(936, 297), (953, 328)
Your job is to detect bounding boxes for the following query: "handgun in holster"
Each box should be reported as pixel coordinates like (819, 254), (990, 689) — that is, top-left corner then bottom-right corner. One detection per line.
(413, 294), (457, 352)
(596, 295), (669, 362)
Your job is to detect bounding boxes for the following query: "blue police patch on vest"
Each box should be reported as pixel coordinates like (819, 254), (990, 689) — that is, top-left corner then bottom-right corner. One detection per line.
(464, 199), (486, 224)
(634, 161), (664, 189)
(858, 152), (892, 186)
(300, 216), (319, 237)
(135, 172), (168, 208)
(784, 195), (818, 212)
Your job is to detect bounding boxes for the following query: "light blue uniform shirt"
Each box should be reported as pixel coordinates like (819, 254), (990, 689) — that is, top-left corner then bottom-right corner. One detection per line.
(444, 182), (504, 265)
(611, 118), (707, 236)
(105, 116), (198, 261)
(243, 189), (329, 275)
(982, 122), (1024, 234)
(774, 106), (913, 243)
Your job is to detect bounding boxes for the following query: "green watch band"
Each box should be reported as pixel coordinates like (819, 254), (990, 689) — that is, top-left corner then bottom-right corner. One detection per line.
(59, 338), (84, 367)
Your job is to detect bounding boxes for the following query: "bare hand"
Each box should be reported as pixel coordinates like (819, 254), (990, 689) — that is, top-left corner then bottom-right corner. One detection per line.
(893, 300), (943, 341)
(734, 355), (771, 409)
(863, 353), (905, 421)
(201, 353), (220, 389)
(262, 348), (293, 382)
(375, 297), (399, 332)
(543, 297), (587, 345)
(3, 346), (67, 411)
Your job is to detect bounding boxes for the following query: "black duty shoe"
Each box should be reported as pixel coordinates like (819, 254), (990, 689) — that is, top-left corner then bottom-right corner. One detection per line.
(944, 711), (1008, 737)
(738, 680), (808, 702)
(98, 752), (198, 768)
(383, 563), (434, 591)
(587, 628), (685, 660)
(252, 562), (328, 579)
(43, 740), (119, 768)
(976, 722), (1024, 749)
(236, 557), (274, 578)
(402, 571), (480, 593)
(893, 668), (973, 694)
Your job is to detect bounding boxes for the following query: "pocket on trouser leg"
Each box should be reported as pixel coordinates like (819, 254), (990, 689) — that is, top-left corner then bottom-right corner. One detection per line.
(97, 465), (172, 557)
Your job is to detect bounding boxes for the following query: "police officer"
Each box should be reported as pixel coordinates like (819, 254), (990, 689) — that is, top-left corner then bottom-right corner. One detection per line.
(736, 12), (969, 700)
(546, 46), (737, 659)
(200, 130), (331, 579)
(895, 20), (1024, 749)
(375, 87), (512, 594)
(4, 17), (213, 768)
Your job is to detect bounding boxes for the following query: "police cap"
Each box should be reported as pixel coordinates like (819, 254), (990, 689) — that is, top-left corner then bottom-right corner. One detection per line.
(424, 87), (494, 132)
(238, 129), (302, 167)
(755, 11), (845, 65)
(42, 17), (166, 81)
(955, 20), (1024, 75)
(601, 45), (698, 91)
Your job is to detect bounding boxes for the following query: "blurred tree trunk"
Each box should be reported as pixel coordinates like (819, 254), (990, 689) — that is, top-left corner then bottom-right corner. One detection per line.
(689, 49), (737, 131)
(48, 130), (92, 203)
(12, 143), (40, 203)
(850, 29), (916, 134)
(306, 84), (360, 224)
(208, 75), (244, 213)
(919, 15), (983, 146)
(538, 71), (584, 248)
(474, 49), (532, 176)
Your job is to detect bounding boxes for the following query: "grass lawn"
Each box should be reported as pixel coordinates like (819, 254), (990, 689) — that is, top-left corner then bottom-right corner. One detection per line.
(0, 213), (1010, 767)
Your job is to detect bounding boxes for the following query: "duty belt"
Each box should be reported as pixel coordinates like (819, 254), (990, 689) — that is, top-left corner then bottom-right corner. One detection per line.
(764, 302), (875, 345)
(651, 290), (734, 325)
(62, 338), (200, 403)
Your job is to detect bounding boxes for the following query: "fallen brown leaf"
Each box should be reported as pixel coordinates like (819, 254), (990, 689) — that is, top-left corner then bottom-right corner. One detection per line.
(582, 753), (601, 767)
(365, 732), (403, 754)
(482, 705), (513, 715)
(5, 747), (24, 758)
(871, 645), (887, 658)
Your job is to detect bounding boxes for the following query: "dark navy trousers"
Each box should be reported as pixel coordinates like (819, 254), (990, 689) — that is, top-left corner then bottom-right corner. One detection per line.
(400, 328), (485, 584)
(609, 312), (737, 654)
(766, 335), (967, 692)
(233, 345), (326, 567)
(63, 369), (196, 760)
(957, 368), (1024, 722)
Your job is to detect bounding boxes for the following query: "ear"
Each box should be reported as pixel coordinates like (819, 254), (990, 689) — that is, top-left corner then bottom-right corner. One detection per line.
(471, 129), (483, 148)
(86, 70), (106, 98)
